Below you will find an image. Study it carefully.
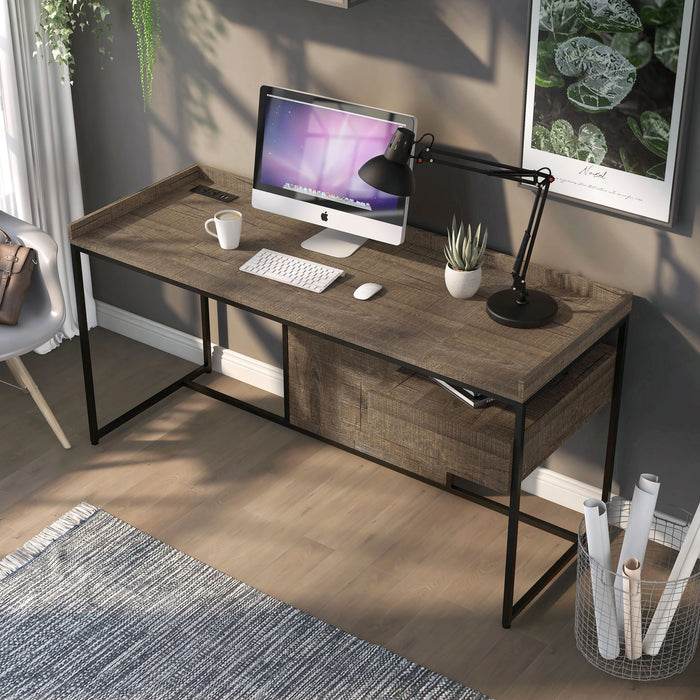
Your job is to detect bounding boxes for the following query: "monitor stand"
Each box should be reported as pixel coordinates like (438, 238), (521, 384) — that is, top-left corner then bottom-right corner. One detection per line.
(301, 229), (367, 258)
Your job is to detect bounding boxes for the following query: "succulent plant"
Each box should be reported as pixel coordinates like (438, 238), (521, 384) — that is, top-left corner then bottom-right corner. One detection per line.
(444, 215), (488, 271)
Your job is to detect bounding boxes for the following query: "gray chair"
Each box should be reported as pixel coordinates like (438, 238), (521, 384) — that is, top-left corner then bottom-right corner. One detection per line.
(0, 211), (70, 448)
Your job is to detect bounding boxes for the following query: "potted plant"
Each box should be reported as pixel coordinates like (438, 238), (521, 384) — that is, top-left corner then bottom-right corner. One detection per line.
(34, 0), (161, 109)
(443, 215), (488, 299)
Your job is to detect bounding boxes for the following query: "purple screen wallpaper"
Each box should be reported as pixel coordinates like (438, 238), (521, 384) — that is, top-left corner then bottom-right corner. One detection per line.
(259, 97), (405, 215)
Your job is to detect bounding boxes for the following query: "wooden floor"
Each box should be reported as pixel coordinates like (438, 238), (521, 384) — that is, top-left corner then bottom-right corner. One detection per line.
(1, 328), (698, 699)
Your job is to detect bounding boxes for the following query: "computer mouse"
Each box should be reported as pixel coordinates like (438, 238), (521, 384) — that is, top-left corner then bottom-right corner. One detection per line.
(353, 282), (383, 300)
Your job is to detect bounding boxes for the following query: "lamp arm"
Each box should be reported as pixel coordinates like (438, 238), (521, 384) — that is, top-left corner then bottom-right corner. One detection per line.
(413, 143), (554, 303)
(517, 177), (551, 288)
(510, 177), (551, 302)
(417, 146), (551, 188)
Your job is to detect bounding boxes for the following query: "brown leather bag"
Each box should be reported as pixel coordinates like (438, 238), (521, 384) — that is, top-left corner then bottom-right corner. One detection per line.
(0, 228), (37, 325)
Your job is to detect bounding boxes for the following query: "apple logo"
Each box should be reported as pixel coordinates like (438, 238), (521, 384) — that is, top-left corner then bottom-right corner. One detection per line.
(321, 211), (329, 222)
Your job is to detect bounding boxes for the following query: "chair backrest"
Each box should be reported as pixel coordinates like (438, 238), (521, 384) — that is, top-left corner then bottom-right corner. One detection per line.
(0, 211), (65, 360)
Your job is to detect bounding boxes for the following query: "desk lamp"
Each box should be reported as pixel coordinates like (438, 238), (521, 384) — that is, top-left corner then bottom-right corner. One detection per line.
(359, 128), (557, 328)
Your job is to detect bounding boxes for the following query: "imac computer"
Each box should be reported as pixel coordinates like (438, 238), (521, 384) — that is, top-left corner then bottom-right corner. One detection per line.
(252, 86), (416, 258)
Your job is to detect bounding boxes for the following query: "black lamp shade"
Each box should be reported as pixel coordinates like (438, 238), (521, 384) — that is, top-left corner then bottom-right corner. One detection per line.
(359, 156), (414, 196)
(359, 127), (415, 196)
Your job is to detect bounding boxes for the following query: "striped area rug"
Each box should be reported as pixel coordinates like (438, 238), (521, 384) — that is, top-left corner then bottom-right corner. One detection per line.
(0, 504), (491, 699)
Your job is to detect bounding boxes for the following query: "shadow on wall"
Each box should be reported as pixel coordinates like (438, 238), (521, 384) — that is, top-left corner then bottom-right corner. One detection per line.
(616, 295), (700, 512)
(210, 0), (504, 78)
(543, 299), (699, 513)
(71, 0), (533, 224)
(155, 2), (243, 156)
(623, 230), (700, 512)
(654, 231), (699, 335)
(409, 145), (512, 253)
(544, 231), (700, 513)
(73, 0), (527, 202)
(148, 0), (525, 175)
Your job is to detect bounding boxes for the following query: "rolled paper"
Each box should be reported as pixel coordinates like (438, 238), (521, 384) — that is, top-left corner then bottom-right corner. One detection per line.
(584, 499), (619, 659)
(643, 501), (700, 656)
(615, 474), (660, 632)
(622, 557), (643, 660)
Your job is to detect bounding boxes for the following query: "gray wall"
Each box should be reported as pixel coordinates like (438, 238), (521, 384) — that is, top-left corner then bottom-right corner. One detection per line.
(71, 0), (700, 511)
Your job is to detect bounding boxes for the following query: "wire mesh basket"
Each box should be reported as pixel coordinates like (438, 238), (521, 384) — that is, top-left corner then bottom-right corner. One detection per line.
(575, 500), (700, 680)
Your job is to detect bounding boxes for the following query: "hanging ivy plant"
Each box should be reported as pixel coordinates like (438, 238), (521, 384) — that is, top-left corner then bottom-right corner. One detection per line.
(34, 1), (112, 77)
(35, 0), (161, 109)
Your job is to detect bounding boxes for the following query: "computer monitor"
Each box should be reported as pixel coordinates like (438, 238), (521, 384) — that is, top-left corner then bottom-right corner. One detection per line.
(252, 86), (416, 258)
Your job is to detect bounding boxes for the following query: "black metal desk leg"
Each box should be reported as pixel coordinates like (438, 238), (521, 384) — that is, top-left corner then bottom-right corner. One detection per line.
(602, 317), (629, 502)
(282, 325), (290, 422)
(200, 295), (212, 372)
(71, 247), (100, 445)
(502, 403), (527, 628)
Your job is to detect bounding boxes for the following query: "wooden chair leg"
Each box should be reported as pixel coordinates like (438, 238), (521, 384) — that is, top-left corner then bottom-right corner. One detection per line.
(5, 357), (71, 449)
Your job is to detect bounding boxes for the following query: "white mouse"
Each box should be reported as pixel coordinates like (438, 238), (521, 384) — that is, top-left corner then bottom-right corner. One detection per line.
(353, 282), (383, 300)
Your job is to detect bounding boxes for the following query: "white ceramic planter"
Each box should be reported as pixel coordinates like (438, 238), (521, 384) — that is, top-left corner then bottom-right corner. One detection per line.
(444, 264), (482, 299)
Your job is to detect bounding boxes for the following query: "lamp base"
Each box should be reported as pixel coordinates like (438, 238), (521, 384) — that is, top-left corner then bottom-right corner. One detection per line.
(486, 288), (558, 329)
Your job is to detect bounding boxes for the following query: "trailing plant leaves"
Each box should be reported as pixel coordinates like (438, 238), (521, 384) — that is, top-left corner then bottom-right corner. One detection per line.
(654, 16), (682, 72)
(132, 0), (162, 109)
(555, 37), (636, 113)
(539, 0), (581, 36)
(576, 0), (642, 33)
(628, 111), (670, 158)
(536, 36), (565, 88)
(549, 119), (607, 163)
(35, 1), (112, 80)
(611, 32), (653, 69)
(640, 0), (684, 26)
(35, 0), (159, 110)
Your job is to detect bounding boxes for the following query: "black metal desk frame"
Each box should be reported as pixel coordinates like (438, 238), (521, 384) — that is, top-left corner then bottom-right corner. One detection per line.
(71, 245), (629, 629)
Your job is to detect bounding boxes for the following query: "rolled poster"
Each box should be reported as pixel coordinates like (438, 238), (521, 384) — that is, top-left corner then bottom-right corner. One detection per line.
(642, 501), (700, 656)
(615, 474), (660, 632)
(583, 499), (619, 659)
(622, 557), (642, 660)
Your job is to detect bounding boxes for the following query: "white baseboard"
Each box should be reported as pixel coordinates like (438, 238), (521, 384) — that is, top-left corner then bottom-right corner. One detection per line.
(521, 467), (612, 514)
(95, 301), (284, 397)
(522, 468), (681, 535)
(96, 301), (613, 514)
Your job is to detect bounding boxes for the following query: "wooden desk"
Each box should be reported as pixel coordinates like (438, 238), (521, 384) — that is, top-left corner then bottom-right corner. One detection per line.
(70, 164), (632, 627)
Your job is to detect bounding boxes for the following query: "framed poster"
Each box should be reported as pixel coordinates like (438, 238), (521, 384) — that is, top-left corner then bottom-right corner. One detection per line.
(522, 0), (697, 224)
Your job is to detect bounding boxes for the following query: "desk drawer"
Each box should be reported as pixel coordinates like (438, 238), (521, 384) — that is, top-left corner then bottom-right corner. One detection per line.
(287, 328), (616, 493)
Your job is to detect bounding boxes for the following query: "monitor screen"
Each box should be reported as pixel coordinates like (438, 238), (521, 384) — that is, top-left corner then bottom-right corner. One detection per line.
(252, 86), (416, 256)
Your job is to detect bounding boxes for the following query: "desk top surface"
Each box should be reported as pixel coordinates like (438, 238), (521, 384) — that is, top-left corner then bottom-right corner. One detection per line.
(71, 164), (632, 403)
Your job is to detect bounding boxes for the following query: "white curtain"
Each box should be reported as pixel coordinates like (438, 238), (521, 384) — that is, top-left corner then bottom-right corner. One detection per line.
(0, 0), (96, 350)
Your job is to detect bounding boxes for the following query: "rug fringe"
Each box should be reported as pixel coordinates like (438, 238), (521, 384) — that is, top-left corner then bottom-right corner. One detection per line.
(0, 502), (99, 580)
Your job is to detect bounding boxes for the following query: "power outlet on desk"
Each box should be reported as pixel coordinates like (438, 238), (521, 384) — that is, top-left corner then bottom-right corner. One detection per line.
(190, 184), (238, 203)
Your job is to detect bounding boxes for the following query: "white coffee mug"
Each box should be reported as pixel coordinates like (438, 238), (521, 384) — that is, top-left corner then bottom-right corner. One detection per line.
(205, 209), (242, 249)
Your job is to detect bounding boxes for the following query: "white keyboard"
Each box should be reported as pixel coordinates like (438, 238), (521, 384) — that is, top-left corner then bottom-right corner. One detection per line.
(239, 248), (345, 293)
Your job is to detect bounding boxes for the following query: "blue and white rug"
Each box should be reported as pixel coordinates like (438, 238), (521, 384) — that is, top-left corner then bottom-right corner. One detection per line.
(0, 504), (491, 699)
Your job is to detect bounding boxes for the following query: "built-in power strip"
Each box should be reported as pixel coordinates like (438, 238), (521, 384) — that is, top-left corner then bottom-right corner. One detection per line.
(190, 184), (239, 203)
